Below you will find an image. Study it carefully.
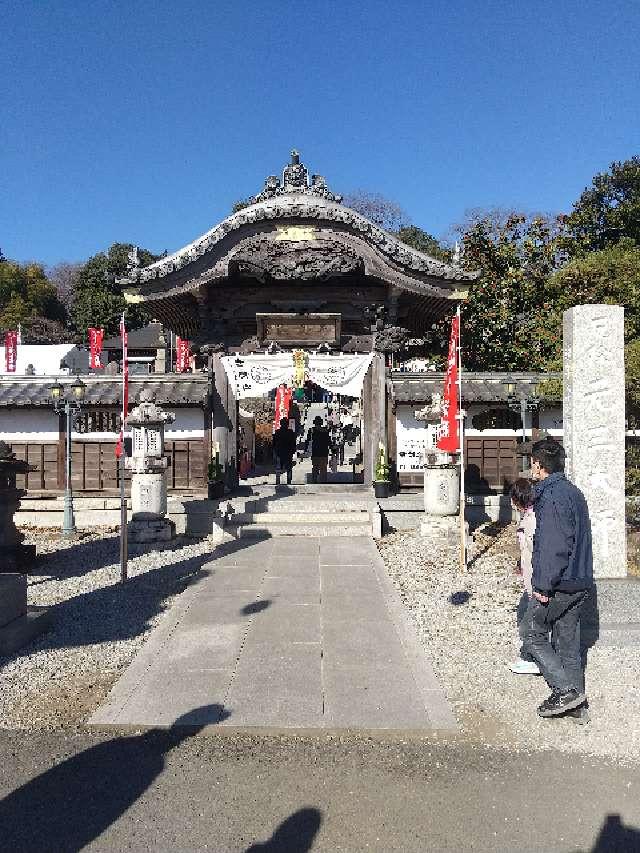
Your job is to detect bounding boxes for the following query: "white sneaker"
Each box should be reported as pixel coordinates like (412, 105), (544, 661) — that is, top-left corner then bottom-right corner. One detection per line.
(509, 658), (541, 675)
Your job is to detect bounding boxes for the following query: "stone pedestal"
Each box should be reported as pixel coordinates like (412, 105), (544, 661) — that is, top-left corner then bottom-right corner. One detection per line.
(0, 441), (37, 572)
(0, 574), (52, 655)
(125, 394), (175, 545)
(424, 463), (460, 516)
(129, 472), (174, 543)
(419, 514), (461, 546)
(420, 455), (462, 551)
(564, 305), (627, 577)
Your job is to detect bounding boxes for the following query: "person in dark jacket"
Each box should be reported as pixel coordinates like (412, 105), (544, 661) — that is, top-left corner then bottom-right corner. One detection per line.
(305, 416), (330, 483)
(521, 438), (593, 719)
(273, 418), (296, 485)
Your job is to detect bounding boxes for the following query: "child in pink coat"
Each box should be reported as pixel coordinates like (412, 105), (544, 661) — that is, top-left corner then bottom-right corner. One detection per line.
(508, 478), (540, 675)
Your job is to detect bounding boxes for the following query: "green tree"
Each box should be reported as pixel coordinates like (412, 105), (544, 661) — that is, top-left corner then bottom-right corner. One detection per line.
(626, 338), (640, 421)
(397, 225), (451, 262)
(70, 243), (160, 336)
(546, 243), (640, 342)
(564, 155), (640, 255)
(0, 257), (67, 337)
(438, 212), (567, 371)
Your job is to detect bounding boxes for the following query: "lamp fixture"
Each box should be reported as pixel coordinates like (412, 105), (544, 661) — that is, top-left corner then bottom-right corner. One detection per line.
(71, 376), (87, 400)
(50, 380), (64, 400)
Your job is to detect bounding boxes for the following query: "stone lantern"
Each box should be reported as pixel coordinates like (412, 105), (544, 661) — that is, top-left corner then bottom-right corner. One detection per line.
(415, 394), (461, 546)
(125, 390), (175, 543)
(0, 441), (36, 572)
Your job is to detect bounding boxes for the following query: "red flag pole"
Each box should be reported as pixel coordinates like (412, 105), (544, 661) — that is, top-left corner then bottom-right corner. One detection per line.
(456, 305), (467, 571)
(119, 312), (128, 583)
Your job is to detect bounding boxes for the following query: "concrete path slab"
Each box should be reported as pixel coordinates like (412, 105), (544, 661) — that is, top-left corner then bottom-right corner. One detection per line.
(90, 536), (456, 732)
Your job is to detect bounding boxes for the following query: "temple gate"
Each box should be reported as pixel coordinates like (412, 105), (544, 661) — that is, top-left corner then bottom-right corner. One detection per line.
(121, 152), (476, 486)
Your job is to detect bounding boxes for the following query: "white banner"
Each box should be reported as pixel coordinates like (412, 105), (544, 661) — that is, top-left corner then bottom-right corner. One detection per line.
(221, 353), (374, 400)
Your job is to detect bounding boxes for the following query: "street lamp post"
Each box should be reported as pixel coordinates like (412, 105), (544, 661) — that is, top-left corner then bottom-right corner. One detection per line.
(50, 376), (86, 538)
(505, 381), (540, 474)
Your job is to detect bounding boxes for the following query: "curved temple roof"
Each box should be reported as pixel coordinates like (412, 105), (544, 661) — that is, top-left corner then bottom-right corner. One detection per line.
(121, 151), (478, 301)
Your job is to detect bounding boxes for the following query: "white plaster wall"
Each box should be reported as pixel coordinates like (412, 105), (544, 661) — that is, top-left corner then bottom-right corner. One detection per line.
(0, 409), (59, 441)
(539, 407), (563, 437)
(67, 408), (204, 440)
(165, 408), (204, 439)
(395, 404), (437, 472)
(0, 344), (75, 376)
(463, 404), (563, 438)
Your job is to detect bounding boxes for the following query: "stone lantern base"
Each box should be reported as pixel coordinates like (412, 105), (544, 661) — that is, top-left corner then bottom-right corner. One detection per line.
(127, 471), (175, 544)
(419, 515), (461, 547)
(128, 516), (176, 544)
(0, 573), (52, 655)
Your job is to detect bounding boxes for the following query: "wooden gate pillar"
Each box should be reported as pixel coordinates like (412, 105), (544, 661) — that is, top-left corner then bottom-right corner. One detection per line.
(363, 352), (387, 486)
(211, 353), (238, 491)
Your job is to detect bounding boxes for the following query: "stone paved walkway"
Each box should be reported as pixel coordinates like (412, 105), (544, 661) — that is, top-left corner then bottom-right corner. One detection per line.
(90, 536), (456, 731)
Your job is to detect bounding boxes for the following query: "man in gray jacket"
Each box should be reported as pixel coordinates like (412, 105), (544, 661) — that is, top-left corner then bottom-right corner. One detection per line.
(521, 439), (593, 718)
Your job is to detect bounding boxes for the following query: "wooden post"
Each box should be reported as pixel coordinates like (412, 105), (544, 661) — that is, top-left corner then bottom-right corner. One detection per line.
(364, 352), (386, 486)
(211, 353), (230, 479)
(457, 306), (467, 572)
(119, 449), (127, 583)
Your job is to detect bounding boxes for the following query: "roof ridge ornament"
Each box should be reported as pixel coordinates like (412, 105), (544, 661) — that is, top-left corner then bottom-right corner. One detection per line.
(250, 150), (343, 205)
(127, 246), (141, 280)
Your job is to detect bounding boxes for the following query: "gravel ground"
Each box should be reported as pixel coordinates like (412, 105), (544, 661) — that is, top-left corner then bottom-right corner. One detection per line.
(0, 529), (218, 729)
(378, 524), (640, 762)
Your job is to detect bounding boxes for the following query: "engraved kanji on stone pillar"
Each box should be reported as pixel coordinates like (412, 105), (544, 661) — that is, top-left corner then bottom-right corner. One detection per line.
(563, 305), (627, 578)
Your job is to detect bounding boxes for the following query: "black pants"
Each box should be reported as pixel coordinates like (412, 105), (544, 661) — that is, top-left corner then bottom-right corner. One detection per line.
(521, 589), (589, 693)
(275, 455), (293, 485)
(517, 591), (559, 662)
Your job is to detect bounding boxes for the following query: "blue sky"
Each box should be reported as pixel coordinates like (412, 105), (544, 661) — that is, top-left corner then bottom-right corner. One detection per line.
(2, 0), (639, 266)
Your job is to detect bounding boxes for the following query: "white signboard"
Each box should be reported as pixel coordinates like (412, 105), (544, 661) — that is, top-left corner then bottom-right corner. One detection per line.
(396, 405), (437, 473)
(221, 353), (374, 400)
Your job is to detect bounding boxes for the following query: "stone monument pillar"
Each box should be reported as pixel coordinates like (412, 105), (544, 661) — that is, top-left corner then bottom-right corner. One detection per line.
(563, 305), (627, 577)
(125, 392), (176, 544)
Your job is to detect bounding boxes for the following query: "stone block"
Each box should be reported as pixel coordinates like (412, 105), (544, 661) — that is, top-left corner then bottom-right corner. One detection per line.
(419, 514), (460, 546)
(128, 517), (175, 544)
(131, 471), (167, 518)
(0, 606), (53, 656)
(563, 305), (627, 577)
(0, 574), (27, 628)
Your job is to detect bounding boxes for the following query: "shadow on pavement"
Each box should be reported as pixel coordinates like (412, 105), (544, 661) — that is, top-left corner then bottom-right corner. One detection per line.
(245, 807), (322, 852)
(580, 813), (640, 852)
(4, 491), (292, 667)
(0, 705), (230, 853)
(241, 599), (273, 615)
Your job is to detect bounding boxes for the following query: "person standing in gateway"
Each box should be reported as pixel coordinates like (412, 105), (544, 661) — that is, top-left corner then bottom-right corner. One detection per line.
(521, 439), (594, 719)
(273, 418), (296, 485)
(305, 416), (331, 483)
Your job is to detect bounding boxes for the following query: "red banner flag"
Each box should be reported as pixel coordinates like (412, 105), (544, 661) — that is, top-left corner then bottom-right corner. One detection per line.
(175, 337), (191, 373)
(89, 327), (104, 369)
(436, 314), (460, 453)
(4, 331), (17, 373)
(115, 315), (128, 458)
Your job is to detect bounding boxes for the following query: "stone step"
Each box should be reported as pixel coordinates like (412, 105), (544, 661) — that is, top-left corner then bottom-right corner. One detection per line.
(235, 484), (369, 496)
(232, 511), (369, 525)
(235, 523), (372, 538)
(242, 501), (370, 515)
